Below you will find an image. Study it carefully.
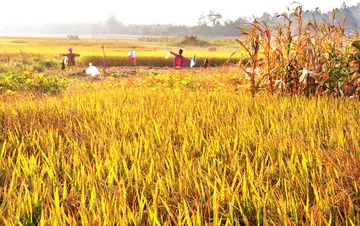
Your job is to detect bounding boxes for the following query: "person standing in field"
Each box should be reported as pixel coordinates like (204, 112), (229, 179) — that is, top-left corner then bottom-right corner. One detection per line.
(169, 49), (191, 68)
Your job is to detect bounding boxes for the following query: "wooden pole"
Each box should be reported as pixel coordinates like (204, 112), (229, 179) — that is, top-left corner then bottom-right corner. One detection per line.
(102, 45), (106, 77)
(20, 49), (26, 71)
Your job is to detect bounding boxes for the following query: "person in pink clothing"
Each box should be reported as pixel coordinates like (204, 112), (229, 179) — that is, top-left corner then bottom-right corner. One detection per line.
(170, 49), (191, 68)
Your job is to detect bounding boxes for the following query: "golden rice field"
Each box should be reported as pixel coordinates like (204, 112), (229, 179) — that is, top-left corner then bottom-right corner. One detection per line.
(0, 37), (240, 67)
(0, 32), (359, 225)
(0, 80), (359, 225)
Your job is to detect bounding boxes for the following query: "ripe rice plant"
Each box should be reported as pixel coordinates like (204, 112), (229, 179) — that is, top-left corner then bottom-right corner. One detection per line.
(80, 54), (238, 67)
(0, 52), (239, 69)
(0, 75), (359, 224)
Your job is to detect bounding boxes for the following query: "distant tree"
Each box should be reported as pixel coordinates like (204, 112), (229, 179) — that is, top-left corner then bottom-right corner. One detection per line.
(198, 14), (208, 26)
(224, 19), (233, 26)
(341, 2), (347, 10)
(232, 17), (250, 29)
(198, 10), (223, 27)
(259, 12), (272, 23)
(309, 7), (330, 23)
(106, 15), (119, 27)
(329, 4), (358, 33)
(106, 15), (125, 34)
(348, 3), (360, 23)
(207, 10), (223, 26)
(4, 1), (360, 37)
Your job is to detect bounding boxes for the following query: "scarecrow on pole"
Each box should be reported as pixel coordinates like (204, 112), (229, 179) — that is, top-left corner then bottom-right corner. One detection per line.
(62, 47), (80, 68)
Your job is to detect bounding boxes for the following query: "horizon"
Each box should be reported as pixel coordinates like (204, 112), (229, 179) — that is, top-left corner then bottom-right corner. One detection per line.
(0, 0), (359, 29)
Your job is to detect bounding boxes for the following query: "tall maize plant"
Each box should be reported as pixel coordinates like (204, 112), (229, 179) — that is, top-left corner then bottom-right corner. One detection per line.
(231, 3), (360, 97)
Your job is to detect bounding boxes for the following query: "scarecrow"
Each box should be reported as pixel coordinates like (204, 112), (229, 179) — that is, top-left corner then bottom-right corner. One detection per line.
(62, 47), (80, 67)
(166, 49), (196, 68)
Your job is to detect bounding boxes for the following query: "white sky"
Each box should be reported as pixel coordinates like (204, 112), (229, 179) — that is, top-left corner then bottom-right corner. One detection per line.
(0, 0), (359, 28)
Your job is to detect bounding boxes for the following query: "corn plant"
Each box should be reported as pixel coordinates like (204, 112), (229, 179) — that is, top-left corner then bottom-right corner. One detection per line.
(231, 3), (360, 97)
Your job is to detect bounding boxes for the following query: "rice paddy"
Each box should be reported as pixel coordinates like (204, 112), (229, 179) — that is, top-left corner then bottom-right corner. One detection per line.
(0, 7), (359, 224)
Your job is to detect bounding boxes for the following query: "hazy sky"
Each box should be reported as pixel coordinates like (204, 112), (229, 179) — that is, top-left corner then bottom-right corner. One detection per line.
(0, 0), (359, 28)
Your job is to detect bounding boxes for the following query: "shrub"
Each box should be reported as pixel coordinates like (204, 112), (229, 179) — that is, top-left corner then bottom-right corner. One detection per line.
(208, 46), (217, 52)
(178, 36), (209, 46)
(0, 72), (70, 94)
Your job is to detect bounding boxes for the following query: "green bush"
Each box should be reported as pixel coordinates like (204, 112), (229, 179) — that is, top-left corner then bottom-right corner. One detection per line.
(178, 36), (209, 46)
(0, 72), (70, 94)
(42, 60), (59, 69)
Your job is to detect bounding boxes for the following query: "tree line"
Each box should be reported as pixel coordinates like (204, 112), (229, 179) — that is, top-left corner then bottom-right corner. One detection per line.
(2, 2), (359, 37)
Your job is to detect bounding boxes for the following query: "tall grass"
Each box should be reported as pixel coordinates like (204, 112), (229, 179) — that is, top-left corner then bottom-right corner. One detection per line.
(0, 84), (359, 225)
